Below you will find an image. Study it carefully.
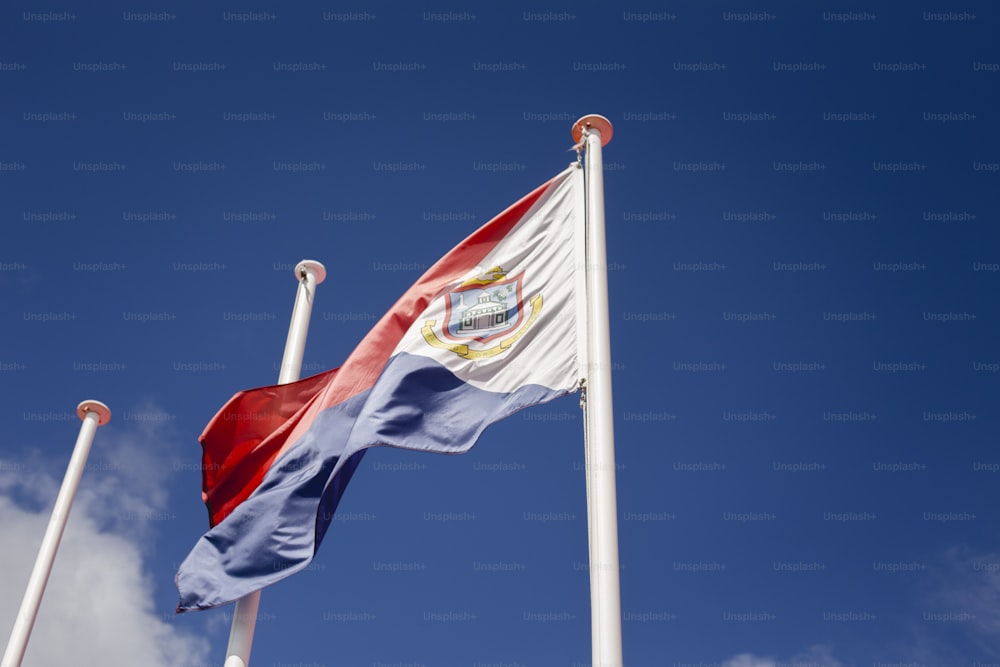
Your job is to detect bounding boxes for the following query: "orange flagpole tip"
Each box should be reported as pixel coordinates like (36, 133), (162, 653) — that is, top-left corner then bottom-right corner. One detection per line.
(572, 115), (614, 146)
(77, 400), (112, 425)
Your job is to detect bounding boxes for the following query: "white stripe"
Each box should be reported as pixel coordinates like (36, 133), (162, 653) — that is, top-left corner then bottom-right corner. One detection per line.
(570, 162), (589, 386)
(393, 167), (581, 394)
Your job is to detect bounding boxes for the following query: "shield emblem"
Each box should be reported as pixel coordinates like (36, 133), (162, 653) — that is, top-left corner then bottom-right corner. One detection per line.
(442, 274), (524, 344)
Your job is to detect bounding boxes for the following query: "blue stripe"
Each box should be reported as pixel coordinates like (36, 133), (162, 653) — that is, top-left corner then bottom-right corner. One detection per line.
(176, 352), (569, 611)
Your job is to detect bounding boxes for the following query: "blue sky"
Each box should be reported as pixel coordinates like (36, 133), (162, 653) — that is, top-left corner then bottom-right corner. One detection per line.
(2, 2), (998, 666)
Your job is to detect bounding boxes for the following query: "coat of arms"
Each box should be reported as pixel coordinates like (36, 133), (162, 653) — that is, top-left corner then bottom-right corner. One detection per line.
(421, 266), (543, 359)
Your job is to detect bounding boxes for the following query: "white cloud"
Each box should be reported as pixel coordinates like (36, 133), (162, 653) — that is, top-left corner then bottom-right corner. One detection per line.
(0, 406), (210, 667)
(908, 545), (1000, 662)
(788, 645), (843, 667)
(723, 644), (842, 667)
(722, 654), (776, 667)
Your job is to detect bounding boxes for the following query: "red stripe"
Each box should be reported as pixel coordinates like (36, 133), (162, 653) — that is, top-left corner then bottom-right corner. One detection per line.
(201, 370), (335, 526)
(199, 174), (557, 527)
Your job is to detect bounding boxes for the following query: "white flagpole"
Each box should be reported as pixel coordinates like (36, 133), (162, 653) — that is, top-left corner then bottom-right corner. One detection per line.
(2, 400), (111, 667)
(223, 259), (326, 667)
(571, 155), (602, 664)
(573, 114), (624, 667)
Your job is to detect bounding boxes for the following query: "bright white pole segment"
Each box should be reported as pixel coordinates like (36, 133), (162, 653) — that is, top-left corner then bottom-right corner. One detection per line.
(573, 115), (624, 667)
(223, 260), (326, 667)
(1, 400), (111, 667)
(571, 156), (602, 664)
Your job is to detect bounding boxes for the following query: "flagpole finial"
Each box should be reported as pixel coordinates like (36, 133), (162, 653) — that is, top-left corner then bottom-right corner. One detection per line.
(295, 259), (326, 285)
(572, 115), (613, 146)
(76, 400), (111, 425)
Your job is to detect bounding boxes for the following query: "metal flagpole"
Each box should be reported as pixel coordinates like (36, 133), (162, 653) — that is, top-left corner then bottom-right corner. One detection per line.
(572, 114), (624, 667)
(223, 259), (326, 667)
(570, 150), (602, 664)
(2, 400), (111, 667)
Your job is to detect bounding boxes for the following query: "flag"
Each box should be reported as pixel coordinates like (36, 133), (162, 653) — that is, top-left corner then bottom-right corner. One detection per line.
(175, 164), (585, 611)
